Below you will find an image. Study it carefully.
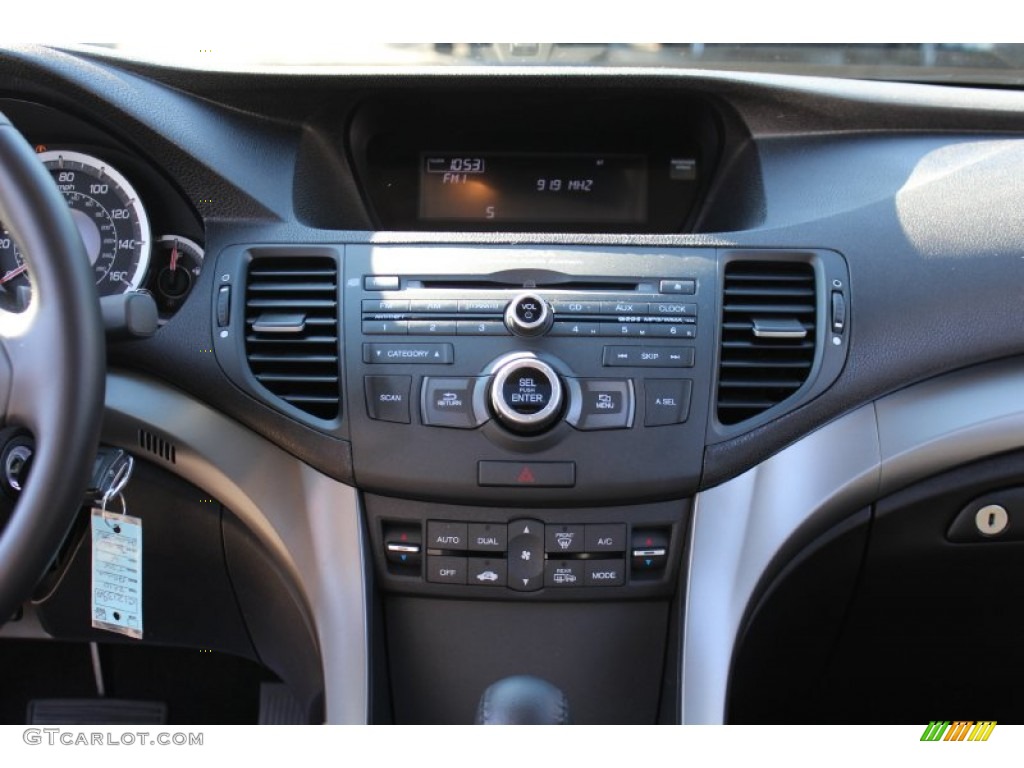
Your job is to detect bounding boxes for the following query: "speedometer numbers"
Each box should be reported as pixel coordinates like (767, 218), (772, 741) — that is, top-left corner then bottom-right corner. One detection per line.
(0, 150), (152, 313)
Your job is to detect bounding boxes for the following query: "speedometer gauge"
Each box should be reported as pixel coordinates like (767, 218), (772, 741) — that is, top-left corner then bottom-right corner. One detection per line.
(0, 150), (151, 312)
(39, 150), (151, 294)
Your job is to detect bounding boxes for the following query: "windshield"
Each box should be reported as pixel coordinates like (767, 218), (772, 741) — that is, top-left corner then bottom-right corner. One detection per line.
(77, 43), (1024, 86)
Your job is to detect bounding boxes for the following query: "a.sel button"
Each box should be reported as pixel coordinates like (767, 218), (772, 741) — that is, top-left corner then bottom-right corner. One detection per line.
(364, 375), (411, 423)
(644, 379), (693, 427)
(586, 560), (625, 587)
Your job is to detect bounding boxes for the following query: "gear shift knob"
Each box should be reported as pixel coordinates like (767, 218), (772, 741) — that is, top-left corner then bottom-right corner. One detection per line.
(475, 675), (570, 725)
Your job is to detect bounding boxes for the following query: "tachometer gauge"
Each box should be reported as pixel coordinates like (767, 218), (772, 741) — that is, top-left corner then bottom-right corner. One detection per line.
(0, 150), (152, 312)
(0, 229), (31, 313)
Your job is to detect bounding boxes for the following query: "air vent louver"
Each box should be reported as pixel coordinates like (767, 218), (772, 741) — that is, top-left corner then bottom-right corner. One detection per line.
(717, 260), (816, 426)
(244, 255), (340, 420)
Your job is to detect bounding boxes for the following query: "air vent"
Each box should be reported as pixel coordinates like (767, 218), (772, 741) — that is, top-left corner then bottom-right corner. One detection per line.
(138, 429), (177, 464)
(244, 255), (340, 420)
(717, 260), (816, 426)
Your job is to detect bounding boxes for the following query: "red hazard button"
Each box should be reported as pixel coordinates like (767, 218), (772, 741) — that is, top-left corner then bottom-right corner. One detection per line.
(478, 461), (576, 488)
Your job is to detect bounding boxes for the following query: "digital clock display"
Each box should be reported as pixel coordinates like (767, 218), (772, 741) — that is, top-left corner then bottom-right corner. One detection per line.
(419, 152), (648, 224)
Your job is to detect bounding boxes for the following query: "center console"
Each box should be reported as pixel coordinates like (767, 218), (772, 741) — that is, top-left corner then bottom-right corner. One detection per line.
(344, 245), (706, 722)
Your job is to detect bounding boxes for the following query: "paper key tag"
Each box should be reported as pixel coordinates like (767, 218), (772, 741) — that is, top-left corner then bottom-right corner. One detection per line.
(91, 508), (143, 639)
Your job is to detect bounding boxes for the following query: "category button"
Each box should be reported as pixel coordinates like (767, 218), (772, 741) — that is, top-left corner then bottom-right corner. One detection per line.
(364, 375), (412, 424)
(363, 342), (454, 365)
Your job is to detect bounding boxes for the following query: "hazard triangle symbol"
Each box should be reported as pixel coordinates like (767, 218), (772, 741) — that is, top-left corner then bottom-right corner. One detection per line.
(517, 466), (536, 484)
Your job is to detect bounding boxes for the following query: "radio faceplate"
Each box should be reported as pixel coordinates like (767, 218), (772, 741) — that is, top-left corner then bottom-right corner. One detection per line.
(343, 245), (716, 505)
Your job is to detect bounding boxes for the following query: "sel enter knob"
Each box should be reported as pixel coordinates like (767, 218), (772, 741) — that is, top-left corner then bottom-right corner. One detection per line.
(489, 355), (564, 433)
(505, 293), (553, 337)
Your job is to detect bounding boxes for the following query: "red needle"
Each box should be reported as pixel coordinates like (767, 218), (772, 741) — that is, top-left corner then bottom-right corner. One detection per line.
(0, 263), (27, 284)
(169, 240), (179, 272)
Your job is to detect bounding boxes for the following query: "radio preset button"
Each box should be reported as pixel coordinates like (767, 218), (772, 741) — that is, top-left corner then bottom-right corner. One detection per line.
(456, 320), (508, 336)
(550, 321), (600, 336)
(408, 320), (457, 336)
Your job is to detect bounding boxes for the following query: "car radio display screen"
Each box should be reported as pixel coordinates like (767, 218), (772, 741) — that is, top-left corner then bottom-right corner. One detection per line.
(419, 152), (648, 224)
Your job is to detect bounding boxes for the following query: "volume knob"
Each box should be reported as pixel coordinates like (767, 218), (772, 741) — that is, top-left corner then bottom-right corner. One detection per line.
(505, 293), (552, 337)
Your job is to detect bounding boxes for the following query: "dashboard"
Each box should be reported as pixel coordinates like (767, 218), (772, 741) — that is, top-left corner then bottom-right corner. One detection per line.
(3, 45), (1024, 725)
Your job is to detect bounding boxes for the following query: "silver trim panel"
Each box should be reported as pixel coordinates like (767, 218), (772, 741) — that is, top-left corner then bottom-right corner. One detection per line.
(101, 371), (369, 724)
(683, 357), (1024, 723)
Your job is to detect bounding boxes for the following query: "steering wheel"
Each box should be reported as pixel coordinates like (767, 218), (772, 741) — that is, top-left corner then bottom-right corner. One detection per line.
(0, 114), (105, 625)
